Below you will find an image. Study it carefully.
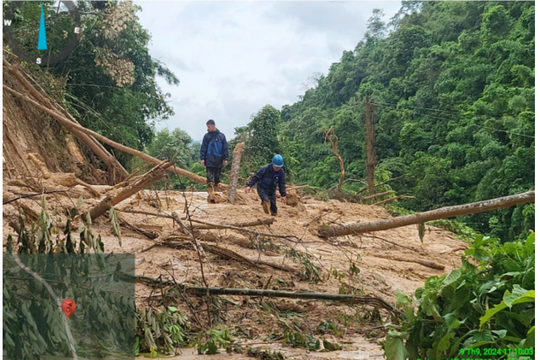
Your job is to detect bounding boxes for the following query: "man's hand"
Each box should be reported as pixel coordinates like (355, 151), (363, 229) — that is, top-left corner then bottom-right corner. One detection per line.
(223, 160), (228, 166)
(245, 187), (251, 193)
(281, 196), (287, 203)
(201, 160), (205, 167)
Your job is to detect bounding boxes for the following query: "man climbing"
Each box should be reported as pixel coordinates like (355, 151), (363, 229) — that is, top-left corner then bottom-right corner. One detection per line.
(245, 155), (287, 216)
(200, 119), (228, 193)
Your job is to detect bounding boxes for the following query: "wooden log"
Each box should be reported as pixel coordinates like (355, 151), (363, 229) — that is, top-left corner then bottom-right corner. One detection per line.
(3, 59), (129, 181)
(382, 255), (445, 270)
(189, 218), (297, 240)
(227, 142), (244, 204)
(3, 85), (215, 188)
(319, 191), (535, 238)
(191, 218), (274, 230)
(373, 195), (415, 206)
(361, 190), (395, 202)
(89, 160), (173, 220)
(121, 273), (403, 318)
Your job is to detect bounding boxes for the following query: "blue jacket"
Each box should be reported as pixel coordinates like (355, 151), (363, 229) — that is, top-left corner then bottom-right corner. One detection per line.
(200, 129), (229, 168)
(247, 164), (286, 197)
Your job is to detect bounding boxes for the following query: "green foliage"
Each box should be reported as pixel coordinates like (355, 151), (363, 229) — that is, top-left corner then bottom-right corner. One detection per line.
(247, 348), (285, 360)
(274, 1), (534, 241)
(287, 248), (322, 284)
(384, 232), (535, 360)
(146, 128), (193, 168)
(3, 200), (136, 359)
(137, 307), (190, 355)
(22, 1), (179, 168)
(196, 327), (235, 355)
(243, 105), (282, 171)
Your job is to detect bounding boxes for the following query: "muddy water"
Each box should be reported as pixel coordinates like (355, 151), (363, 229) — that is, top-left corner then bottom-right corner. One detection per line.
(34, 335), (386, 359)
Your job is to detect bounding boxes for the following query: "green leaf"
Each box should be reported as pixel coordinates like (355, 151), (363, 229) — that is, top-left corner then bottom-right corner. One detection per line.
(384, 330), (409, 360)
(76, 196), (84, 208)
(523, 326), (535, 348)
(524, 232), (535, 252)
(396, 289), (411, 306)
(510, 290), (534, 305)
(435, 332), (454, 358)
(205, 341), (219, 355)
(442, 269), (461, 286)
(479, 301), (508, 327)
(323, 339), (340, 351)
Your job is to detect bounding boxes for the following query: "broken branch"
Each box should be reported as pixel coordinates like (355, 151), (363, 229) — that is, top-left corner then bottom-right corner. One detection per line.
(381, 255), (445, 270)
(191, 218), (274, 230)
(89, 160), (173, 220)
(373, 195), (415, 206)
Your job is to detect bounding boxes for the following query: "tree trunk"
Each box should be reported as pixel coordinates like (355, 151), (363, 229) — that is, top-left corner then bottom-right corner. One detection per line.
(122, 273), (403, 317)
(323, 127), (345, 191)
(89, 160), (174, 220)
(191, 217), (274, 230)
(4, 85), (215, 187)
(227, 142), (244, 204)
(319, 191), (535, 238)
(365, 97), (376, 195)
(3, 59), (129, 182)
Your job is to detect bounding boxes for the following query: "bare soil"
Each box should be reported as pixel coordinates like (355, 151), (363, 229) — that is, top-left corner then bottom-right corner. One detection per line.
(3, 185), (467, 359)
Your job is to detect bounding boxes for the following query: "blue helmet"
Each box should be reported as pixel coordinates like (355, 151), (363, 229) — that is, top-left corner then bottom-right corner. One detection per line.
(272, 154), (284, 168)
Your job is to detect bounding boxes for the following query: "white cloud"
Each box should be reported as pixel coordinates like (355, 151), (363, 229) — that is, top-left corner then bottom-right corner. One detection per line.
(135, 1), (401, 142)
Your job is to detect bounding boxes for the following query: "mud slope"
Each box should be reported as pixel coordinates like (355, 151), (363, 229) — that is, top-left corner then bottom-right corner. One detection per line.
(3, 67), (105, 184)
(3, 186), (468, 359)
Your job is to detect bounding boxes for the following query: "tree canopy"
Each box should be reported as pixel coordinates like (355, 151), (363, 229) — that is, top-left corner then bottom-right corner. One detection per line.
(236, 1), (535, 241)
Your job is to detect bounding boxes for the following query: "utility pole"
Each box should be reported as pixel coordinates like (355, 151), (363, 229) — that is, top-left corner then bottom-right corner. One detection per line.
(365, 97), (377, 195)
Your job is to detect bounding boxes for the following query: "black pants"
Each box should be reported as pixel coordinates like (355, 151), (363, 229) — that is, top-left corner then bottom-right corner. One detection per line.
(206, 167), (222, 186)
(257, 186), (277, 214)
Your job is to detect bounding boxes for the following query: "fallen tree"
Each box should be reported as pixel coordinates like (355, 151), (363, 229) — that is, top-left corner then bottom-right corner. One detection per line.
(3, 85), (216, 188)
(3, 59), (129, 182)
(119, 272), (403, 318)
(319, 191), (535, 238)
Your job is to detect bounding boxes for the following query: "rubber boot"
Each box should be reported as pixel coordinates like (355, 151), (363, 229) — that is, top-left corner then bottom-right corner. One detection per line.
(207, 182), (215, 195)
(262, 201), (271, 214)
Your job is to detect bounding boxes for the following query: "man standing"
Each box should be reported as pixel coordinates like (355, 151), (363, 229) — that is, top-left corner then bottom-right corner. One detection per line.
(245, 155), (286, 216)
(200, 119), (228, 192)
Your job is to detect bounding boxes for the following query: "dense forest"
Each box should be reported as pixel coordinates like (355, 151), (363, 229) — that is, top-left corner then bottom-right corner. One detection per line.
(232, 1), (535, 242)
(6, 1), (533, 240)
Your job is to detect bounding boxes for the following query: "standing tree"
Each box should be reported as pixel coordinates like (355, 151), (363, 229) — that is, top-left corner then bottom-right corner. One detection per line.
(244, 105), (282, 169)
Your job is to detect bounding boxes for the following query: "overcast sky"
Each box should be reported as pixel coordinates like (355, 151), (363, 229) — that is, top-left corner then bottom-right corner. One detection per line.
(134, 1), (402, 141)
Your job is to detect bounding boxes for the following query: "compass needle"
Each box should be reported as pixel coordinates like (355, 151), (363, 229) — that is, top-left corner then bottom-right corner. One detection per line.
(4, 1), (81, 66)
(37, 4), (47, 50)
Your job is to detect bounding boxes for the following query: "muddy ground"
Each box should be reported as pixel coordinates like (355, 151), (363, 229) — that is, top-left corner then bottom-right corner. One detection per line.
(3, 185), (468, 359)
